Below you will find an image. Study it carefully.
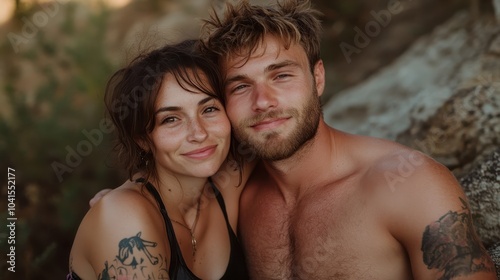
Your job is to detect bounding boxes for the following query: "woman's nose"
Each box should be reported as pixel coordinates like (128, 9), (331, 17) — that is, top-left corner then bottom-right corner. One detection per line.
(187, 117), (208, 143)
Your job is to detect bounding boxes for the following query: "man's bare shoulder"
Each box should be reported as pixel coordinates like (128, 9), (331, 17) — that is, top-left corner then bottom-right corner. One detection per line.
(343, 133), (467, 217)
(346, 134), (496, 279)
(342, 133), (455, 193)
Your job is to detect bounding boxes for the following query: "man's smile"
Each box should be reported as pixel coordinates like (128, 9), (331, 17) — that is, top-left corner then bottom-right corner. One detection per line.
(250, 117), (290, 131)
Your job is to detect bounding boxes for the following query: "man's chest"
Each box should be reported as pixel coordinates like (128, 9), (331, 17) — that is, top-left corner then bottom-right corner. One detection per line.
(239, 188), (411, 280)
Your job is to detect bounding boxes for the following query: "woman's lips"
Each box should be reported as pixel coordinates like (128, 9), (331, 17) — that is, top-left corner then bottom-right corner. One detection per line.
(182, 145), (217, 159)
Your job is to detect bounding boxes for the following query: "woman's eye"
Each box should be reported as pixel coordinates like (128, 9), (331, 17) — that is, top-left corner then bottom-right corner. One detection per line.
(204, 106), (220, 114)
(161, 116), (178, 124)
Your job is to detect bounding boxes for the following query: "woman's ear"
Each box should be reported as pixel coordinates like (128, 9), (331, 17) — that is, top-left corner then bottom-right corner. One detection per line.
(135, 137), (151, 153)
(136, 137), (154, 168)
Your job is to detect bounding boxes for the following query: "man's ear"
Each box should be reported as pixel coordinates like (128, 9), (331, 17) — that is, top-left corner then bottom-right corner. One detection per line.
(313, 60), (325, 97)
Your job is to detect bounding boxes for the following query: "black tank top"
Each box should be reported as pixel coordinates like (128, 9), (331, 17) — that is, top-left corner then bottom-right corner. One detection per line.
(143, 178), (250, 280)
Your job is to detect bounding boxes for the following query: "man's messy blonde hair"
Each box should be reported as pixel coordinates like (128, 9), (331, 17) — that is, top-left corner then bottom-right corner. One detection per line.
(201, 0), (323, 73)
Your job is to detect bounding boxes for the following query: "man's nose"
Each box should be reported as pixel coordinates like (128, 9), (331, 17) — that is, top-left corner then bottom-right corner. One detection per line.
(252, 84), (278, 112)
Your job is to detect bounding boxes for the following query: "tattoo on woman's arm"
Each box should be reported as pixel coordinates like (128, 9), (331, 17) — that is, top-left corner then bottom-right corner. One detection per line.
(98, 232), (169, 280)
(421, 198), (494, 280)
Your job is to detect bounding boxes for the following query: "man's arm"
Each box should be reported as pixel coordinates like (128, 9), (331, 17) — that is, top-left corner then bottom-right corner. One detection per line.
(89, 179), (139, 207)
(383, 153), (496, 279)
(89, 188), (112, 207)
(418, 197), (495, 279)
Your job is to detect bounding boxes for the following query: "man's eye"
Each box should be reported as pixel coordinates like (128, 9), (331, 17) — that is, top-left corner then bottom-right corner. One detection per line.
(276, 74), (291, 80)
(232, 84), (248, 93)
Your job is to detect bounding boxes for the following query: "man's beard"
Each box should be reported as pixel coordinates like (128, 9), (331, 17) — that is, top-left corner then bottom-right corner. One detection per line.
(232, 88), (322, 161)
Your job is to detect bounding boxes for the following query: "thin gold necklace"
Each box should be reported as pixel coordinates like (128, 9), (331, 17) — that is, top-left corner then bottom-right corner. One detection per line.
(170, 196), (201, 256)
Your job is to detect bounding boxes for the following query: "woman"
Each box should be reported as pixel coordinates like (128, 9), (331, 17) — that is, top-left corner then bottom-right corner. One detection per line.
(68, 40), (253, 279)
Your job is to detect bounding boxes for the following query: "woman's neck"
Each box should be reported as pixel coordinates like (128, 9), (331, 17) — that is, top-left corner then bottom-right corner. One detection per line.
(153, 171), (209, 219)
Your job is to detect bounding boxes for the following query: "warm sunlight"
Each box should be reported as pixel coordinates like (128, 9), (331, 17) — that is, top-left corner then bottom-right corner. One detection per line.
(0, 0), (15, 25)
(0, 0), (132, 25)
(106, 0), (131, 8)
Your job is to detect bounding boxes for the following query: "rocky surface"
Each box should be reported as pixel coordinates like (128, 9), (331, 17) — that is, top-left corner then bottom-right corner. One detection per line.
(324, 12), (500, 141)
(488, 242), (500, 278)
(459, 148), (500, 248)
(323, 10), (500, 251)
(395, 29), (500, 175)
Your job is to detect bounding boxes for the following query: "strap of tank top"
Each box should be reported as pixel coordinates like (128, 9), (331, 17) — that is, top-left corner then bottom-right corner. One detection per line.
(208, 178), (238, 242)
(207, 178), (249, 280)
(138, 178), (239, 279)
(135, 178), (184, 276)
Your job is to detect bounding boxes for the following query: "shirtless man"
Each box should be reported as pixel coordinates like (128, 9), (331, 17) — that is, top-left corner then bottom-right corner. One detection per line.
(201, 0), (497, 279)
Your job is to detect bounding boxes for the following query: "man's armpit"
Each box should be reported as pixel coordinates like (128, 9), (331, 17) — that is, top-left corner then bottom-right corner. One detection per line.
(97, 231), (169, 280)
(420, 198), (495, 279)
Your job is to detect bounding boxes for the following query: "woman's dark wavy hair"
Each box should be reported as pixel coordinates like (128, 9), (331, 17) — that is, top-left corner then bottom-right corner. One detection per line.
(104, 39), (229, 184)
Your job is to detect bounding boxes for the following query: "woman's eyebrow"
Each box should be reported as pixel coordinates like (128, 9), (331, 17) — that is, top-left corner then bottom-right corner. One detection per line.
(198, 96), (214, 106)
(155, 106), (181, 115)
(155, 97), (215, 115)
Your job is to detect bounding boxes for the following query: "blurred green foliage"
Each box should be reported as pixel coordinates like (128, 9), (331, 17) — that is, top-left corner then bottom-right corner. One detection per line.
(0, 2), (122, 279)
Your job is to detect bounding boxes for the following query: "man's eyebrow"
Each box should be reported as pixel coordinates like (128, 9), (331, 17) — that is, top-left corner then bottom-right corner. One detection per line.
(154, 96), (214, 115)
(225, 60), (299, 85)
(225, 74), (248, 85)
(265, 60), (299, 72)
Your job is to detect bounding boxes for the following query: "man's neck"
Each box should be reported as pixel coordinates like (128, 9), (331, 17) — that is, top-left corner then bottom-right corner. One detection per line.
(262, 120), (340, 203)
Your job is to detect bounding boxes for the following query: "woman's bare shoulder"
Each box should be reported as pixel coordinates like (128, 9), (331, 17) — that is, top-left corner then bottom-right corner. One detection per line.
(70, 179), (170, 279)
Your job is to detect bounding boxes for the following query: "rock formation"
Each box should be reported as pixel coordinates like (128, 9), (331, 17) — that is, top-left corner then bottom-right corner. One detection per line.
(323, 7), (500, 273)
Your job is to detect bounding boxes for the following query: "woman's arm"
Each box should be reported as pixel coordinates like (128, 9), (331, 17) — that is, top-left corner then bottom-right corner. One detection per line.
(70, 188), (171, 279)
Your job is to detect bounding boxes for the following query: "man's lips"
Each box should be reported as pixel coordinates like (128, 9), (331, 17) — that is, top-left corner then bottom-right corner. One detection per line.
(182, 145), (217, 159)
(251, 117), (289, 131)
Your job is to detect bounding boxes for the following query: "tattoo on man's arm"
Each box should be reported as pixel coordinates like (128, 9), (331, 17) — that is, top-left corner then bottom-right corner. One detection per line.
(98, 232), (169, 280)
(421, 198), (494, 280)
